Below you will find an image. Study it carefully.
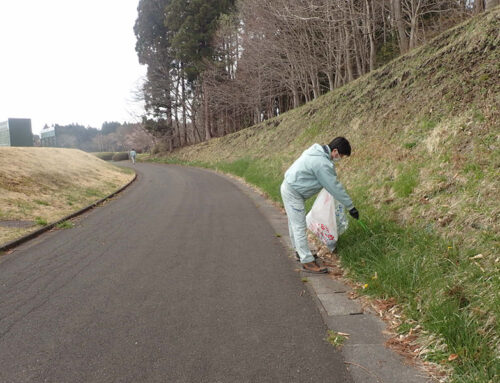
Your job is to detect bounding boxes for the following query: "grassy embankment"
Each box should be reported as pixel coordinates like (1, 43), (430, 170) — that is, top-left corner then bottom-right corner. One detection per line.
(147, 8), (499, 383)
(0, 147), (134, 245)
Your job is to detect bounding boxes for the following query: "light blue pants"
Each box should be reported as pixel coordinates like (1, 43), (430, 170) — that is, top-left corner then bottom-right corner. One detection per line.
(280, 181), (315, 264)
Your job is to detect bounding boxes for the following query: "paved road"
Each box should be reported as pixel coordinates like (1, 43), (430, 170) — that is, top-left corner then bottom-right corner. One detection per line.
(0, 163), (353, 383)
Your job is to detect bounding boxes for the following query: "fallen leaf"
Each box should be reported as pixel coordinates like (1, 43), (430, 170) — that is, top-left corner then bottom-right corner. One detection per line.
(448, 354), (459, 361)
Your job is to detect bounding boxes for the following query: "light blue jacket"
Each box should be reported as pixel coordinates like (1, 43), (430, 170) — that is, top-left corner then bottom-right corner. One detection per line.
(284, 143), (354, 209)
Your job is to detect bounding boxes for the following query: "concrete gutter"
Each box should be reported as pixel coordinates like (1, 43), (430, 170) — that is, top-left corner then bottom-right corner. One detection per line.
(215, 170), (434, 383)
(0, 172), (137, 253)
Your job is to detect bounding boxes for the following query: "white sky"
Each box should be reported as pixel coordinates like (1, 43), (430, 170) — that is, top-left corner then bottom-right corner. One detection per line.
(0, 0), (146, 135)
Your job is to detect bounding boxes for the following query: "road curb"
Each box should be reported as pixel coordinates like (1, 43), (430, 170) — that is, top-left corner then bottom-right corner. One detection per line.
(0, 172), (137, 252)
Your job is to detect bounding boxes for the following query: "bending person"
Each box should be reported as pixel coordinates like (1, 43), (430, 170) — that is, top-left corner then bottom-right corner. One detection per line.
(280, 137), (359, 274)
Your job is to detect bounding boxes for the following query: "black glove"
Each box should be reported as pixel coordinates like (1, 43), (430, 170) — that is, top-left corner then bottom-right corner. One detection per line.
(349, 207), (359, 220)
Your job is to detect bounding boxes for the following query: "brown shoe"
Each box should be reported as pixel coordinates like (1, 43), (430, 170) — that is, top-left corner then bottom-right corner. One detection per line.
(302, 261), (328, 274)
(295, 252), (318, 262)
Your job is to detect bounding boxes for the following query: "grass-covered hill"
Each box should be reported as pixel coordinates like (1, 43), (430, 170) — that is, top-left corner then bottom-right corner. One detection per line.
(0, 147), (134, 245)
(150, 8), (499, 382)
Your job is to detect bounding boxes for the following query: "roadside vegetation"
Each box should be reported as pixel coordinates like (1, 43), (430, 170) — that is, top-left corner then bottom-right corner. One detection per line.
(92, 151), (133, 161)
(0, 147), (134, 245)
(146, 9), (499, 383)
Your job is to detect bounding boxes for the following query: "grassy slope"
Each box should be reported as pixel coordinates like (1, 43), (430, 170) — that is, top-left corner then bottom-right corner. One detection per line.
(152, 8), (500, 382)
(0, 147), (134, 244)
(170, 7), (499, 251)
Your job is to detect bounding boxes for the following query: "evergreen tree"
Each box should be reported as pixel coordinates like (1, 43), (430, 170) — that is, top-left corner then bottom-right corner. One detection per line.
(165, 0), (235, 82)
(101, 121), (121, 135)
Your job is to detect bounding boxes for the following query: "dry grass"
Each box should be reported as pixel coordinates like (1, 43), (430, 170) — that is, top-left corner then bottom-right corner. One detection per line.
(0, 147), (134, 244)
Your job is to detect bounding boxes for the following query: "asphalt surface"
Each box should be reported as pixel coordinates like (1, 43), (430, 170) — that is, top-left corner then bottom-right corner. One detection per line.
(0, 163), (353, 383)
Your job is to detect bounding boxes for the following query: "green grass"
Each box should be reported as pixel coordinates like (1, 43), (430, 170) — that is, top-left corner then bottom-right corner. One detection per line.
(473, 110), (485, 123)
(16, 201), (34, 215)
(34, 200), (50, 206)
(326, 330), (349, 348)
(66, 194), (78, 206)
(35, 217), (48, 226)
(463, 163), (484, 181)
(84, 188), (105, 198)
(419, 117), (439, 132)
(56, 221), (74, 229)
(119, 167), (135, 175)
(392, 165), (420, 198)
(337, 201), (498, 382)
(215, 158), (283, 202)
(403, 142), (417, 150)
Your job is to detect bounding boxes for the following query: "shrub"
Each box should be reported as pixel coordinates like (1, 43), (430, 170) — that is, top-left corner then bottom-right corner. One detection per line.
(151, 141), (172, 154)
(112, 152), (130, 161)
(94, 152), (115, 161)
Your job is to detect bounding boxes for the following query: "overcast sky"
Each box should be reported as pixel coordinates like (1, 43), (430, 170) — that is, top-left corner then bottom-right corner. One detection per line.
(0, 0), (146, 135)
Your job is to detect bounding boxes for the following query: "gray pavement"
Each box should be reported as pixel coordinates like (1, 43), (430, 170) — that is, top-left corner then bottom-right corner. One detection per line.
(0, 163), (354, 383)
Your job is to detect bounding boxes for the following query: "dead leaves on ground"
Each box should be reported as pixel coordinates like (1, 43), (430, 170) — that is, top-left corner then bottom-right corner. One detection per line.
(308, 234), (449, 382)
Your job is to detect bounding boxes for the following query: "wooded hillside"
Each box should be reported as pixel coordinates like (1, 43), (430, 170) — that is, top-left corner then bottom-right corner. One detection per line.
(134, 0), (499, 149)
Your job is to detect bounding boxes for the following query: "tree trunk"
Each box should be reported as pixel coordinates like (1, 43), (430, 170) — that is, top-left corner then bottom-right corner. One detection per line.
(181, 68), (188, 145)
(475, 0), (485, 13)
(166, 76), (173, 129)
(203, 82), (211, 141)
(327, 72), (335, 92)
(409, 16), (418, 50)
(292, 87), (300, 108)
(225, 108), (230, 134)
(366, 0), (376, 71)
(310, 70), (320, 99)
(343, 24), (354, 82)
(303, 83), (311, 103)
(349, 2), (363, 77)
(353, 32), (363, 77)
(192, 113), (202, 142)
(174, 73), (181, 147)
(392, 0), (408, 53)
(254, 106), (261, 125)
(335, 63), (343, 88)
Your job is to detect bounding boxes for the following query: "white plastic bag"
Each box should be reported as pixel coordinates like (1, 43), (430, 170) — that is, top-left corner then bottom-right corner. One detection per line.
(306, 188), (348, 251)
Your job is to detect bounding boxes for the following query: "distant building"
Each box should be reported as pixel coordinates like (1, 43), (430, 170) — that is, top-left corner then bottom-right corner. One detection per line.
(40, 126), (57, 147)
(0, 118), (33, 147)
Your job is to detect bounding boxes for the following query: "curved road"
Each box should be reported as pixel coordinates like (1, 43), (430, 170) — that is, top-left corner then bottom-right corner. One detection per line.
(0, 163), (352, 383)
